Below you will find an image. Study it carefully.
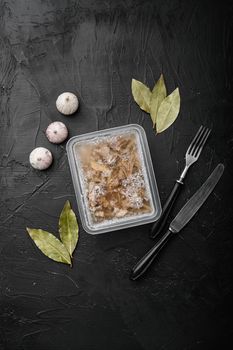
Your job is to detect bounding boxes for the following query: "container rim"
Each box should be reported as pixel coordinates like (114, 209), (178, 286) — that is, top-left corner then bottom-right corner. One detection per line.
(66, 123), (162, 234)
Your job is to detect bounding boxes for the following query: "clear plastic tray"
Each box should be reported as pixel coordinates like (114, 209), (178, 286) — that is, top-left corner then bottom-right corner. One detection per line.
(66, 124), (161, 234)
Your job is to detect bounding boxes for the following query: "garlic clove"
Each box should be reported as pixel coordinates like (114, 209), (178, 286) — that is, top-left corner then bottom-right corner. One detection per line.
(46, 121), (68, 144)
(29, 147), (53, 170)
(56, 92), (79, 115)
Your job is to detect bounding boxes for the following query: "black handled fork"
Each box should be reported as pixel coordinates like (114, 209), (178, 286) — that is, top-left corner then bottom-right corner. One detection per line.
(150, 125), (211, 239)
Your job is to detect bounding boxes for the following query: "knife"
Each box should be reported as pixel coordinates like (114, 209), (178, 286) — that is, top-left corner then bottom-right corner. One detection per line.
(130, 163), (224, 281)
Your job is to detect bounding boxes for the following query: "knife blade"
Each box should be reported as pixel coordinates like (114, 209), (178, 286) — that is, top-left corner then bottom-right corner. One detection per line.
(169, 163), (224, 233)
(130, 163), (224, 281)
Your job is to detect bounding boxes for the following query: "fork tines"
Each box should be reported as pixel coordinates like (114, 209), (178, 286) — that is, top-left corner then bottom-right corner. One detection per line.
(187, 125), (211, 158)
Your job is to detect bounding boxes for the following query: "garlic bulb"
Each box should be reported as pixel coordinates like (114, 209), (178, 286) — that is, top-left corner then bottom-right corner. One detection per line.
(56, 92), (79, 115)
(46, 121), (68, 144)
(29, 147), (53, 170)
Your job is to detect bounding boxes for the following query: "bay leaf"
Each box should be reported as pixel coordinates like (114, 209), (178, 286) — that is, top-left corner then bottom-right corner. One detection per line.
(26, 228), (71, 265)
(131, 79), (151, 113)
(156, 87), (180, 133)
(150, 74), (167, 126)
(59, 200), (79, 257)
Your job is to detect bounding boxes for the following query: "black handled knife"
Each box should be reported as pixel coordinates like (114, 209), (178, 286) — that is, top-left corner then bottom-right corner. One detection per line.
(130, 163), (225, 281)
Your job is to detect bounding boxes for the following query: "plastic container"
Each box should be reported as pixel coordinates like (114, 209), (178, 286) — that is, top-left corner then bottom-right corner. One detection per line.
(66, 124), (161, 234)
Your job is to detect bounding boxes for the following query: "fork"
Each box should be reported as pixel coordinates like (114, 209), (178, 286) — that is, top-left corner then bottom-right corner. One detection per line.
(150, 125), (211, 239)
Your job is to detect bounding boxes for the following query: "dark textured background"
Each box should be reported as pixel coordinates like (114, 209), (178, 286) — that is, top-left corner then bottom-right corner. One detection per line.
(0, 1), (233, 349)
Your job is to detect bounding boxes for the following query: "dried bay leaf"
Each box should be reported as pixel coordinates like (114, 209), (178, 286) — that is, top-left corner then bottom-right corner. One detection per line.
(59, 200), (79, 257)
(131, 79), (151, 113)
(150, 74), (167, 126)
(26, 228), (71, 265)
(156, 87), (180, 133)
(131, 74), (181, 134)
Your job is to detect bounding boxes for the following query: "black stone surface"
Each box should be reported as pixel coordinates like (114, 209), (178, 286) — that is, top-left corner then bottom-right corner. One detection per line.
(0, 1), (233, 349)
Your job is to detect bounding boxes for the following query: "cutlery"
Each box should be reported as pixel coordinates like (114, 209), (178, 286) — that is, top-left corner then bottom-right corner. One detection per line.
(150, 125), (211, 239)
(131, 163), (224, 281)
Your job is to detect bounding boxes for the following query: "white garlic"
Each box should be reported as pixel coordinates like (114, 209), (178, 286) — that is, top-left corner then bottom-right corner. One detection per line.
(56, 92), (79, 115)
(46, 121), (68, 144)
(29, 147), (53, 170)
